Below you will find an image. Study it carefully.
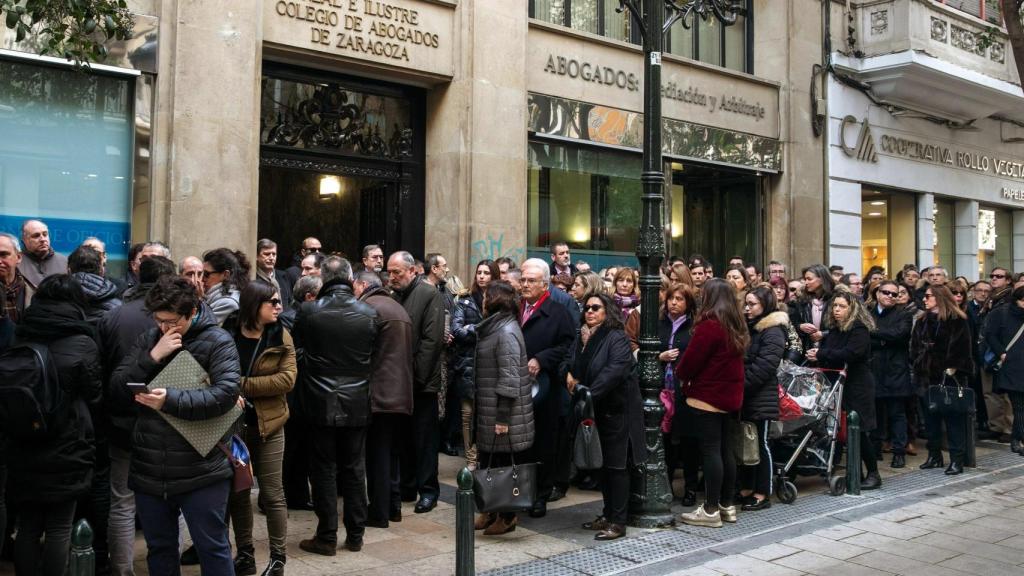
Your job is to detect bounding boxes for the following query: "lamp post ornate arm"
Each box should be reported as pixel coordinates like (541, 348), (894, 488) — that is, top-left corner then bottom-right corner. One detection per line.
(618, 0), (744, 529)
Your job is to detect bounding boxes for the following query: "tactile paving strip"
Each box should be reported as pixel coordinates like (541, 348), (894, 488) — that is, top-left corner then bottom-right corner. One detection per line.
(546, 548), (638, 575)
(638, 529), (718, 552)
(479, 558), (583, 576)
(596, 536), (680, 563)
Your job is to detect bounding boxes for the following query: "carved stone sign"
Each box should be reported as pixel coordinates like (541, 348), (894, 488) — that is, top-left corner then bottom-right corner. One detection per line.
(264, 0), (454, 78)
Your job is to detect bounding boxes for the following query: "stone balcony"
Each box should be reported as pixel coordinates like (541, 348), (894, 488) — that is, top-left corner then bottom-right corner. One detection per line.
(833, 0), (1023, 123)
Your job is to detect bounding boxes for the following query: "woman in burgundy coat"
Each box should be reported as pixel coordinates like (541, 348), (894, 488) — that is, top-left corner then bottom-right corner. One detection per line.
(674, 278), (749, 528)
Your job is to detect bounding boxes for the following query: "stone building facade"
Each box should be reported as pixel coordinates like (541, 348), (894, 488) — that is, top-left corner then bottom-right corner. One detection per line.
(0, 1), (1019, 281)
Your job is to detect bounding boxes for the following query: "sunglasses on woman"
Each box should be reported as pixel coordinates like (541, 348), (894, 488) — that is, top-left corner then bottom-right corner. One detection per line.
(584, 304), (604, 312)
(266, 298), (282, 306)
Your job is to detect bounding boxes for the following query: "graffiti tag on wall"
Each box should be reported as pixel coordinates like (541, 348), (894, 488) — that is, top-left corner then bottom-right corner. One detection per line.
(470, 233), (526, 266)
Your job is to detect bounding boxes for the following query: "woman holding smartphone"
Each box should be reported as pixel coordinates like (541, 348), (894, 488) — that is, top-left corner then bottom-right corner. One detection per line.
(111, 276), (241, 575)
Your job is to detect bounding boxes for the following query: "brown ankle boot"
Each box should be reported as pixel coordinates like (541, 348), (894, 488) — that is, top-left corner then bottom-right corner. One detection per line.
(483, 514), (517, 535)
(474, 513), (497, 530)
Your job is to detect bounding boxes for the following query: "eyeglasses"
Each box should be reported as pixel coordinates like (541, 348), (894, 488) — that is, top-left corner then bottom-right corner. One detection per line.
(154, 315), (184, 328)
(990, 274), (1006, 279)
(583, 304), (604, 312)
(878, 290), (899, 298)
(265, 298), (282, 307)
(522, 278), (544, 285)
(201, 270), (222, 279)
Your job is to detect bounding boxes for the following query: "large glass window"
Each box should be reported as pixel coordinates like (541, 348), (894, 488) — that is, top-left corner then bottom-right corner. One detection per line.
(978, 207), (1012, 277)
(528, 141), (642, 270)
(530, 1), (749, 73)
(0, 60), (134, 276)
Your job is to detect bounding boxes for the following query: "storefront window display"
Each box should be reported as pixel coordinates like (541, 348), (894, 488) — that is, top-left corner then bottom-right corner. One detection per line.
(0, 59), (134, 277)
(527, 140), (760, 270)
(978, 207), (1012, 277)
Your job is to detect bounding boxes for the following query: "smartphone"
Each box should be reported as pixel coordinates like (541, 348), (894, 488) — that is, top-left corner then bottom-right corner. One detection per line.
(126, 382), (150, 395)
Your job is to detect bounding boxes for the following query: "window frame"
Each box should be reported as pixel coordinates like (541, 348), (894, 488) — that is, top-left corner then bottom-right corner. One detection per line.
(530, 0), (753, 73)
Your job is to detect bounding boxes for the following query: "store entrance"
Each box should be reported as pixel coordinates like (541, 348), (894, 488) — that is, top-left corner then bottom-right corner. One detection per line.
(860, 189), (915, 277)
(257, 64), (424, 262)
(667, 163), (761, 267)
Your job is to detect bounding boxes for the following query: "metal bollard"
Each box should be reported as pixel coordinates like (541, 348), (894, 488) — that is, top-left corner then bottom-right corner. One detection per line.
(846, 411), (861, 496)
(69, 519), (95, 576)
(455, 467), (476, 576)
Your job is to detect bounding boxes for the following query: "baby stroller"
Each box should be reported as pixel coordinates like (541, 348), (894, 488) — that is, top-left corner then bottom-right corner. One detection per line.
(769, 361), (847, 502)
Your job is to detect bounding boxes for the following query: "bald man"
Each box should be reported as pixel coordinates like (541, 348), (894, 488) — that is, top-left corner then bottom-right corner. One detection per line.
(17, 219), (68, 290)
(180, 256), (205, 298)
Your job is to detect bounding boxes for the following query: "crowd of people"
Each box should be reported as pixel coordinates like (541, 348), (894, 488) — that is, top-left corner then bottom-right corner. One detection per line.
(0, 218), (1021, 575)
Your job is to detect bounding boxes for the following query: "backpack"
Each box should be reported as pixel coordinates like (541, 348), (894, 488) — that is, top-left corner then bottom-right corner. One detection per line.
(0, 342), (63, 438)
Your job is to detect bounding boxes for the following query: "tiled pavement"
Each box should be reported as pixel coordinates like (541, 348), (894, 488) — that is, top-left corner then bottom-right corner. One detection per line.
(2, 440), (1023, 575)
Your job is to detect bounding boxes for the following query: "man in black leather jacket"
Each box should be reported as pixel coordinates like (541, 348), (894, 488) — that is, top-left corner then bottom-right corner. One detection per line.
(292, 256), (378, 555)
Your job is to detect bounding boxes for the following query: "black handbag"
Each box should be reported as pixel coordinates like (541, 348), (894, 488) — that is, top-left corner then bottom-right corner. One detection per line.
(572, 387), (603, 470)
(927, 372), (975, 415)
(471, 435), (538, 513)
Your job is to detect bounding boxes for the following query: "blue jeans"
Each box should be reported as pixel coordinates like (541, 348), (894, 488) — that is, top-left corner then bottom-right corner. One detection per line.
(136, 480), (232, 576)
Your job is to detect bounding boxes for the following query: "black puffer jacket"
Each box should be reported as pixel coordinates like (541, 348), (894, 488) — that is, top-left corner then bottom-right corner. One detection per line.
(292, 279), (378, 427)
(451, 292), (483, 400)
(869, 304), (913, 398)
(8, 299), (102, 503)
(98, 284), (156, 449)
(474, 312), (534, 453)
(73, 272), (122, 322)
(110, 304), (241, 497)
(742, 311), (787, 421)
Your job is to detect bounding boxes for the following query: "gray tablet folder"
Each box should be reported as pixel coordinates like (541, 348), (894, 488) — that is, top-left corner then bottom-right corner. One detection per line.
(150, 350), (242, 456)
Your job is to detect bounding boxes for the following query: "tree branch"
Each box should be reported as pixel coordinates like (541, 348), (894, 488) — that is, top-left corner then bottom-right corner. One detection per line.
(1001, 0), (1024, 83)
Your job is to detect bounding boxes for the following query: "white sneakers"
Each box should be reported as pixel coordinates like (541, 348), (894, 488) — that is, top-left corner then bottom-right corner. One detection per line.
(679, 504), (723, 528)
(720, 505), (738, 523)
(679, 503), (737, 527)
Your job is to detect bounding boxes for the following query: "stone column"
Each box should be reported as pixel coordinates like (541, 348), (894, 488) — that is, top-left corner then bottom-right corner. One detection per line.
(827, 179), (861, 273)
(1012, 210), (1024, 273)
(916, 193), (935, 269)
(152, 0), (263, 261)
(424, 3), (527, 281)
(954, 200), (979, 281)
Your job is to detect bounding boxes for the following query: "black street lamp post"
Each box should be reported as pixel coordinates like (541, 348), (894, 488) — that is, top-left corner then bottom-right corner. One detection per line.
(620, 0), (743, 528)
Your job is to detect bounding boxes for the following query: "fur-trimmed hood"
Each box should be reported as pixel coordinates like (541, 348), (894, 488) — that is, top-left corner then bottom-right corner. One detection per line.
(754, 310), (790, 332)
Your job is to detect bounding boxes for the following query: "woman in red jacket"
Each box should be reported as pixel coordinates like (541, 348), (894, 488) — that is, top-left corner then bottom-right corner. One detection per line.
(674, 278), (749, 528)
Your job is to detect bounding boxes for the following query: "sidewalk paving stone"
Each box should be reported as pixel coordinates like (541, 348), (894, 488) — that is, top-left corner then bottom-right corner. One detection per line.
(847, 550), (929, 574)
(839, 531), (962, 564)
(740, 543), (801, 562)
(779, 534), (871, 560)
(911, 531), (1024, 566)
(937, 552), (1022, 576)
(705, 553), (805, 576)
(771, 550), (893, 576)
